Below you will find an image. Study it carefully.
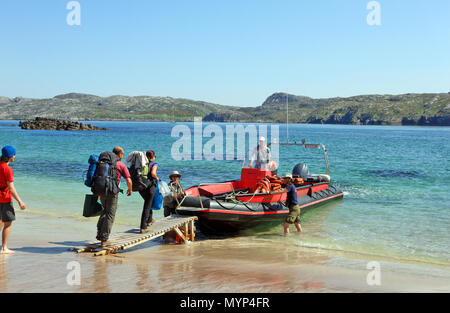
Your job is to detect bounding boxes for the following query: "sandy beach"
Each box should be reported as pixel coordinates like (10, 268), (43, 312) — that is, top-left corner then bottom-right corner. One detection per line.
(1, 210), (449, 293)
(1, 0), (449, 298)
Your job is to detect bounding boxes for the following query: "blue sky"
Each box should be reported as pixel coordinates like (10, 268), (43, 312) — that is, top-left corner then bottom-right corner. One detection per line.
(0, 0), (449, 107)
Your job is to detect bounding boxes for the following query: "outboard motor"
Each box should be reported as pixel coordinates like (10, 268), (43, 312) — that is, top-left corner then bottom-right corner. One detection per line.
(292, 163), (309, 179)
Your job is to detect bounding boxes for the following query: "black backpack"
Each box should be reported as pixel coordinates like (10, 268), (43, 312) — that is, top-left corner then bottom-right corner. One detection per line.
(91, 151), (121, 196)
(129, 165), (151, 192)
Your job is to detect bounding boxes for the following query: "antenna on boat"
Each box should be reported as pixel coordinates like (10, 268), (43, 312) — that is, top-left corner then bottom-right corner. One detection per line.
(172, 104), (175, 123)
(286, 93), (289, 144)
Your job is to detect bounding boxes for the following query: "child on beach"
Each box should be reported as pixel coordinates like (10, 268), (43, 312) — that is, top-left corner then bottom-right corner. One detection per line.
(0, 146), (26, 254)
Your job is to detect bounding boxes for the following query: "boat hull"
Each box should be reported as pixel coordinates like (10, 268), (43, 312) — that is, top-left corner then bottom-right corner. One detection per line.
(176, 184), (344, 235)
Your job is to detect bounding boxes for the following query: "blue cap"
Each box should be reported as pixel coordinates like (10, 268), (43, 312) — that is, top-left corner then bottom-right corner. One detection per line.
(1, 146), (16, 158)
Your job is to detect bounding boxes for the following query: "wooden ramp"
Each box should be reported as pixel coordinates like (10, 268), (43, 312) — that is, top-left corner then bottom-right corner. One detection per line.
(73, 215), (198, 256)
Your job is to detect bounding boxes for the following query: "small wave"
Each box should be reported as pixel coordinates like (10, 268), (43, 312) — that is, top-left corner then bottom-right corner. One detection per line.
(366, 169), (422, 178)
(293, 240), (450, 268)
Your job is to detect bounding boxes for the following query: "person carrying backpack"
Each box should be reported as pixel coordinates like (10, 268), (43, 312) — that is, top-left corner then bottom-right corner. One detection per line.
(94, 146), (132, 246)
(0, 146), (26, 254)
(125, 151), (150, 192)
(139, 150), (158, 233)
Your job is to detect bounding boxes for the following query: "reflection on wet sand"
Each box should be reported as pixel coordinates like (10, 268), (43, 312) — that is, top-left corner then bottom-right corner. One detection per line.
(136, 264), (148, 290)
(0, 256), (9, 291)
(80, 257), (122, 293)
(153, 241), (327, 292)
(79, 237), (330, 292)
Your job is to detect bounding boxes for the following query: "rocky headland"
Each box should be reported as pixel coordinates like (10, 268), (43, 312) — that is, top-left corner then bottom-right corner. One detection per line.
(18, 117), (109, 131)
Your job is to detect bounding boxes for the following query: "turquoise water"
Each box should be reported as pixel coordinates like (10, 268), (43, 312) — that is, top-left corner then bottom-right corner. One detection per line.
(0, 121), (449, 268)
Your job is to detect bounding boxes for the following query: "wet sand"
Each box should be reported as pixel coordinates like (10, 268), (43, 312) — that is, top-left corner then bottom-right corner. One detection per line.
(1, 211), (449, 293)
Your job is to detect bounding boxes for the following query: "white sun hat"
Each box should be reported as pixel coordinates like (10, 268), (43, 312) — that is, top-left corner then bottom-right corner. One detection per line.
(169, 170), (182, 178)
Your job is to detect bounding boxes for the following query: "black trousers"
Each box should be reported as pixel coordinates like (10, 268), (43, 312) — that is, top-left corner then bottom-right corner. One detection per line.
(164, 203), (177, 217)
(139, 184), (156, 230)
(96, 194), (118, 242)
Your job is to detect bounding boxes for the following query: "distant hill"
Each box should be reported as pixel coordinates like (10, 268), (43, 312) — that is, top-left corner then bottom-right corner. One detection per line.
(203, 92), (450, 126)
(1, 92), (449, 126)
(0, 93), (239, 122)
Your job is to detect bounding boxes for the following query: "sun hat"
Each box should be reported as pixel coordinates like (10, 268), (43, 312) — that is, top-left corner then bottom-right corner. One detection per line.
(169, 170), (182, 179)
(1, 145), (16, 158)
(259, 136), (266, 142)
(282, 173), (292, 179)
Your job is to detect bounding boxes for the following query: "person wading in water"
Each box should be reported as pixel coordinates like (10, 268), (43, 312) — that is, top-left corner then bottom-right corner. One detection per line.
(281, 173), (302, 236)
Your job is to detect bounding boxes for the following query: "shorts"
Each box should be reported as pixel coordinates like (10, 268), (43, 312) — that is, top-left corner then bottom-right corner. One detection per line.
(285, 204), (300, 224)
(0, 202), (15, 222)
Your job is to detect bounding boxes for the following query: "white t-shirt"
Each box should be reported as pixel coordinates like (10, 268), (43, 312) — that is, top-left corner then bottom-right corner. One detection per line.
(250, 145), (271, 169)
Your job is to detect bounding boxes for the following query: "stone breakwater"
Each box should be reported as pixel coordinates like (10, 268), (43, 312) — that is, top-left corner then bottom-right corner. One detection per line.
(18, 117), (109, 131)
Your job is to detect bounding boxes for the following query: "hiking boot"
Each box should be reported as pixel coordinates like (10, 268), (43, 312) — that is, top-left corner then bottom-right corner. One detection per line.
(140, 228), (150, 234)
(100, 241), (111, 247)
(147, 218), (156, 227)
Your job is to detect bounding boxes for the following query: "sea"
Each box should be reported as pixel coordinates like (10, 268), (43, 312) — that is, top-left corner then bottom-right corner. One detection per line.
(0, 120), (449, 276)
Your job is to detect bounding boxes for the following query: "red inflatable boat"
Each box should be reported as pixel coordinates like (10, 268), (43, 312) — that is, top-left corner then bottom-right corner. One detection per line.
(176, 141), (344, 235)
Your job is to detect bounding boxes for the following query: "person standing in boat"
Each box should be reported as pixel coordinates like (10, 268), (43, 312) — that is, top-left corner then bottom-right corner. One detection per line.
(163, 171), (185, 217)
(139, 150), (159, 233)
(282, 173), (302, 236)
(0, 146), (26, 254)
(249, 137), (271, 170)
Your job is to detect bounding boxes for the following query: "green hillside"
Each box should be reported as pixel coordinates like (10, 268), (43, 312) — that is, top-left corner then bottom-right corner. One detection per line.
(1, 92), (449, 126)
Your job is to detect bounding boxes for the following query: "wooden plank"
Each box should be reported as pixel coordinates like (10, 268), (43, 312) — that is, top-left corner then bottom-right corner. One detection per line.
(122, 233), (164, 250)
(189, 220), (195, 241)
(94, 250), (107, 256)
(74, 216), (197, 256)
(173, 227), (187, 243)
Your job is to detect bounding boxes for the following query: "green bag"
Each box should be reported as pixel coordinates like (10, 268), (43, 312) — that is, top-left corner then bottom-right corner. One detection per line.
(83, 194), (104, 217)
(141, 164), (149, 177)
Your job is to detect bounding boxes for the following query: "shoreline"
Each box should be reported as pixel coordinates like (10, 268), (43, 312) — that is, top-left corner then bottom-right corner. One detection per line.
(2, 119), (450, 128)
(1, 211), (449, 293)
(18, 208), (450, 270)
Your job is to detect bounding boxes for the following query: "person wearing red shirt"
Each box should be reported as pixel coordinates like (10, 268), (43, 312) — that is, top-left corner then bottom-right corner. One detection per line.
(0, 146), (26, 255)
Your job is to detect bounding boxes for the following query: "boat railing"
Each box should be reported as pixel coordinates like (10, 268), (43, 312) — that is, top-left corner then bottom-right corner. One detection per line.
(242, 139), (329, 176)
(268, 139), (330, 176)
